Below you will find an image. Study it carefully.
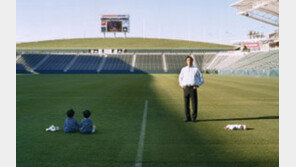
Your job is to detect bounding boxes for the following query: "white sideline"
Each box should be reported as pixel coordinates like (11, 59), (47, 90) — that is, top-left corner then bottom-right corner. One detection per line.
(135, 100), (148, 167)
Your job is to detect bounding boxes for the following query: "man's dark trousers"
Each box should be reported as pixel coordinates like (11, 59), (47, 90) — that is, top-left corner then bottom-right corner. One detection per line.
(183, 86), (198, 121)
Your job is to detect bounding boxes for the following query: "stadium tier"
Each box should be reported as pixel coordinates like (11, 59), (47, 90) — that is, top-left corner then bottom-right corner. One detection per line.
(35, 54), (76, 73)
(135, 54), (163, 73)
(166, 55), (188, 73)
(16, 54), (47, 72)
(101, 54), (133, 73)
(67, 55), (103, 73)
(16, 64), (30, 73)
(214, 50), (279, 70)
(193, 55), (204, 70)
(16, 50), (279, 76)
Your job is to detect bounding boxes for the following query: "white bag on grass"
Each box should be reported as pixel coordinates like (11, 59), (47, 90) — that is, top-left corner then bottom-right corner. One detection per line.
(224, 124), (247, 130)
(45, 125), (60, 132)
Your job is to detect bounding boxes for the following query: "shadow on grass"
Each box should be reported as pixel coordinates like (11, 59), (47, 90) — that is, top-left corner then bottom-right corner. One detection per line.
(198, 116), (279, 122)
(144, 75), (278, 167)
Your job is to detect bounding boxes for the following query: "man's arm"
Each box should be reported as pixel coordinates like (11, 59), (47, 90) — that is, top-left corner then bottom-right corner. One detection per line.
(196, 69), (204, 87)
(194, 69), (204, 89)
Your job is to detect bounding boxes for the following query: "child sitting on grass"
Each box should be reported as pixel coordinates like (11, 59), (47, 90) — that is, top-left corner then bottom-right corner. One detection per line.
(63, 109), (79, 133)
(80, 110), (96, 134)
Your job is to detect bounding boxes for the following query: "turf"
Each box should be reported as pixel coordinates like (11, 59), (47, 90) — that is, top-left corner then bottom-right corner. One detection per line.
(16, 74), (279, 167)
(16, 38), (234, 50)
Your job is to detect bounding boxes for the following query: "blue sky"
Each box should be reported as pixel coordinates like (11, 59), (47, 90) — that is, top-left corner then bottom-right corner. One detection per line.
(16, 0), (277, 44)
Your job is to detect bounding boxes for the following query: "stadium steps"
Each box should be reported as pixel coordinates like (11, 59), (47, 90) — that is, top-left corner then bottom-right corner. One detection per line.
(130, 54), (137, 72)
(97, 55), (108, 73)
(16, 55), (21, 62)
(35, 54), (75, 73)
(227, 50), (279, 70)
(63, 55), (79, 72)
(162, 54), (168, 72)
(166, 54), (188, 73)
(68, 55), (103, 73)
(16, 50), (279, 74)
(16, 54), (41, 73)
(33, 54), (50, 71)
(100, 54), (133, 73)
(215, 55), (245, 70)
(135, 54), (164, 73)
(193, 55), (205, 70)
(203, 54), (217, 69)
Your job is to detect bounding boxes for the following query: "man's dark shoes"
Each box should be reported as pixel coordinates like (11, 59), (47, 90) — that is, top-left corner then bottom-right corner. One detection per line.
(184, 119), (191, 122)
(192, 120), (198, 123)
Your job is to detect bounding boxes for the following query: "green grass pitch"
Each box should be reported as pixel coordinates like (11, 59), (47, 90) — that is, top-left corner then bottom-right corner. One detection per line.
(16, 74), (278, 167)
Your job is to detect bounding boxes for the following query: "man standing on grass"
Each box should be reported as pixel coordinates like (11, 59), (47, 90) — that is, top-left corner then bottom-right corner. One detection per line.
(179, 56), (204, 122)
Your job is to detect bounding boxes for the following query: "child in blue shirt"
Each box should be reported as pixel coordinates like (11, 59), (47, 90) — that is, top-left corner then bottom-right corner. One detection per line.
(63, 109), (79, 133)
(80, 110), (96, 134)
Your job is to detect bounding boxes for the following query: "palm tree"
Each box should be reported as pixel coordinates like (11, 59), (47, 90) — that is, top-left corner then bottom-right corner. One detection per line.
(256, 32), (261, 38)
(260, 32), (265, 38)
(248, 31), (253, 39)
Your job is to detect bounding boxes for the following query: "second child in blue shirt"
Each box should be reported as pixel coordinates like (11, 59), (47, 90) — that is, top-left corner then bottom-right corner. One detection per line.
(63, 109), (79, 133)
(80, 110), (96, 134)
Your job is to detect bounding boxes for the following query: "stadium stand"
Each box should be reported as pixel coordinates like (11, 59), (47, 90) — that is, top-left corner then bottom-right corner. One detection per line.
(16, 64), (30, 73)
(135, 54), (163, 73)
(67, 55), (103, 73)
(16, 54), (47, 70)
(166, 54), (188, 73)
(193, 55), (204, 70)
(100, 54), (133, 73)
(16, 49), (278, 76)
(202, 54), (217, 70)
(35, 54), (76, 73)
(224, 50), (279, 70)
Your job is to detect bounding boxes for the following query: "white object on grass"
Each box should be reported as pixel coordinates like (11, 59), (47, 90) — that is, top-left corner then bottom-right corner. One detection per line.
(45, 125), (60, 132)
(225, 124), (247, 130)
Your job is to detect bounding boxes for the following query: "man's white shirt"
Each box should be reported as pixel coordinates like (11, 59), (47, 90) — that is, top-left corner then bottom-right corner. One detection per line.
(179, 66), (204, 87)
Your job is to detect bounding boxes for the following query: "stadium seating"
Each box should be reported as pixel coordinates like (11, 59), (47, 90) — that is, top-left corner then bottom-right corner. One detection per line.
(135, 55), (163, 73)
(16, 63), (30, 73)
(193, 55), (204, 70)
(35, 54), (75, 73)
(16, 54), (47, 71)
(222, 50), (279, 70)
(166, 55), (188, 73)
(67, 55), (103, 73)
(100, 54), (133, 73)
(202, 54), (217, 70)
(16, 50), (279, 75)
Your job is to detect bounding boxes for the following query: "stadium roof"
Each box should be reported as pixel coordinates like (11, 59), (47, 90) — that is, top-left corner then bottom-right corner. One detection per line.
(231, 0), (279, 27)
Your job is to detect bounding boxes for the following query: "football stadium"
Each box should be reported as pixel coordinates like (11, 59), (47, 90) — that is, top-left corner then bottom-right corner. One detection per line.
(16, 0), (279, 167)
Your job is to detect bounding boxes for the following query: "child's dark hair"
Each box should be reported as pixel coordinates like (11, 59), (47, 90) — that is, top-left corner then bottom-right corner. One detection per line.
(83, 110), (91, 118)
(67, 109), (75, 118)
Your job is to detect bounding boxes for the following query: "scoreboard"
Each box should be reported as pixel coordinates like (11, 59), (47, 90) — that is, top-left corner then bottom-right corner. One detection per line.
(101, 15), (129, 33)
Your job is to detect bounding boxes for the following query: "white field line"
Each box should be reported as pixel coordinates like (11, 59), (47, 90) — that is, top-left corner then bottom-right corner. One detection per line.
(135, 100), (148, 167)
